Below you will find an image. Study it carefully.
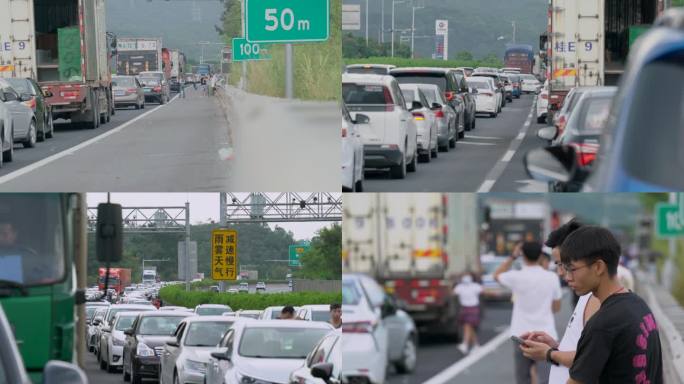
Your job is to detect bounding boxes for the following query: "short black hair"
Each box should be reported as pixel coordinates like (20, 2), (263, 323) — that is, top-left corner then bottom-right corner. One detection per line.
(559, 226), (621, 276)
(522, 241), (542, 262)
(281, 306), (295, 315)
(330, 303), (341, 311)
(545, 220), (583, 248)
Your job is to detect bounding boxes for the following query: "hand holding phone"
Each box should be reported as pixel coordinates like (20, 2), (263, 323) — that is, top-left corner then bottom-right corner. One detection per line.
(511, 335), (528, 346)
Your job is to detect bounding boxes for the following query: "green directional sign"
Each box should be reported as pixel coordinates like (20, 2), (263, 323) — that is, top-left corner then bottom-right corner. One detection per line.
(655, 203), (684, 238)
(231, 38), (271, 61)
(245, 0), (330, 43)
(288, 244), (310, 267)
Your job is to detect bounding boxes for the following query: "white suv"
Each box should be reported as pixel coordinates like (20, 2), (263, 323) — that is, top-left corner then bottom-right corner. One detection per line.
(536, 80), (549, 124)
(342, 73), (418, 179)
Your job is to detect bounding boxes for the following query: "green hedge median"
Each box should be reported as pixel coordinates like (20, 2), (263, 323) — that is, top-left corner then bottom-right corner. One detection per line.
(159, 284), (341, 310)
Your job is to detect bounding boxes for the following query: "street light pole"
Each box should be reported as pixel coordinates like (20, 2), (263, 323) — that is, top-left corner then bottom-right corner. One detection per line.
(410, 2), (423, 59)
(381, 0), (385, 43)
(366, 0), (369, 46)
(391, 0), (406, 57)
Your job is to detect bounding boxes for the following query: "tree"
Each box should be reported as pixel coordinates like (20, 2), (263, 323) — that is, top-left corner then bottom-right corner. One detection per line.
(455, 51), (474, 61)
(297, 224), (341, 280)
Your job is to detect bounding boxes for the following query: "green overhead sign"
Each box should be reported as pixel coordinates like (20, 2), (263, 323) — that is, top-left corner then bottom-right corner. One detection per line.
(655, 203), (684, 238)
(245, 0), (330, 43)
(288, 244), (310, 267)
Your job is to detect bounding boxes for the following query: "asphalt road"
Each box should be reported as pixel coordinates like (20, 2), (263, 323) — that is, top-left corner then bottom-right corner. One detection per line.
(363, 93), (550, 193)
(83, 340), (136, 384)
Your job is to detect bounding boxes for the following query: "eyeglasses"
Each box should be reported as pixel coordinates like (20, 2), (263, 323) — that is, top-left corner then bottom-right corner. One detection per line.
(559, 262), (594, 277)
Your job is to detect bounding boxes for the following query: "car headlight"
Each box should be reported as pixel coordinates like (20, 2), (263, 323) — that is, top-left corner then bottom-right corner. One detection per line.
(112, 337), (125, 347)
(136, 343), (155, 357)
(185, 359), (207, 374)
(237, 372), (270, 384)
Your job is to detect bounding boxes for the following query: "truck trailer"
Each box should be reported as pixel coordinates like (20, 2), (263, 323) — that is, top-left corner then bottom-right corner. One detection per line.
(116, 37), (163, 76)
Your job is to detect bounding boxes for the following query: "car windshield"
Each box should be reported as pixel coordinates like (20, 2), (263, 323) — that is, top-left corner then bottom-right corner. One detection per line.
(392, 74), (446, 92)
(342, 282), (361, 305)
(107, 307), (153, 324)
(238, 327), (330, 359)
(138, 316), (186, 335)
(521, 75), (537, 81)
(419, 87), (443, 105)
(4, 79), (33, 95)
(240, 313), (260, 319)
(270, 310), (283, 319)
(196, 307), (231, 316)
(400, 88), (416, 101)
(343, 83), (391, 105)
(468, 80), (491, 90)
(0, 194), (67, 286)
(184, 322), (234, 346)
(86, 307), (98, 320)
(578, 96), (613, 133)
(115, 315), (138, 331)
(139, 78), (159, 86)
(311, 311), (330, 322)
(346, 67), (389, 75)
(113, 77), (135, 87)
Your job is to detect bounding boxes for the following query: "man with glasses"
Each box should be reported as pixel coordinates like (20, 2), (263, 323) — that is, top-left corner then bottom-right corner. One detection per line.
(561, 226), (662, 384)
(519, 220), (601, 384)
(494, 241), (562, 384)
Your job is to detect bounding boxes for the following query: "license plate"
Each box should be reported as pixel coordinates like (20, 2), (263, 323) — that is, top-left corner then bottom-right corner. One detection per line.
(114, 90), (125, 96)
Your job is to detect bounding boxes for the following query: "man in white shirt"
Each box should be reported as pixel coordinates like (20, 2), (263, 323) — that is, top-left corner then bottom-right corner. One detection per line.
(518, 220), (601, 384)
(494, 241), (562, 384)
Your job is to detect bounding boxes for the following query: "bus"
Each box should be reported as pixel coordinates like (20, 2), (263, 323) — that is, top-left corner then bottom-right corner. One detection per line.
(504, 44), (535, 74)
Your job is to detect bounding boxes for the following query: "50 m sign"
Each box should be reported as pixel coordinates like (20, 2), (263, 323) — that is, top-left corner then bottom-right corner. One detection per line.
(245, 0), (329, 43)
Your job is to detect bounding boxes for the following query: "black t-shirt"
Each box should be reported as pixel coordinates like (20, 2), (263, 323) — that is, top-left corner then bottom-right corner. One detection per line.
(570, 292), (663, 384)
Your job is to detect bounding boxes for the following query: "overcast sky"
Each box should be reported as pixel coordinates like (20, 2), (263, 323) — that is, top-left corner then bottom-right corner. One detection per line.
(86, 193), (339, 239)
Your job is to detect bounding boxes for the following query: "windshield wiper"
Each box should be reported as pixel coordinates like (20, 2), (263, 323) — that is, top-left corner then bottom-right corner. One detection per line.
(0, 279), (28, 297)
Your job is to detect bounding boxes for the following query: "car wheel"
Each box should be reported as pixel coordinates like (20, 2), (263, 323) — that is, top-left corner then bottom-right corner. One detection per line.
(394, 334), (418, 374)
(490, 112), (497, 118)
(131, 360), (142, 384)
(458, 129), (465, 139)
(390, 152), (406, 179)
(537, 115), (546, 124)
(46, 112), (54, 139)
(23, 120), (36, 148)
(407, 147), (417, 172)
(135, 101), (140, 110)
(431, 142), (438, 158)
(2, 126), (13, 163)
(107, 357), (117, 373)
(160, 95), (166, 105)
(99, 348), (107, 370)
(449, 134), (456, 148)
(141, 101), (145, 109)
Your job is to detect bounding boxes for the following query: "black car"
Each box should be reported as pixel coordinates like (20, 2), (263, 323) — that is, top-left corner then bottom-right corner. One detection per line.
(5, 77), (53, 141)
(390, 67), (468, 142)
(122, 311), (190, 384)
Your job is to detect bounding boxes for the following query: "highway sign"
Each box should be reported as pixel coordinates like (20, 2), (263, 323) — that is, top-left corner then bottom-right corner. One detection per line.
(288, 244), (310, 267)
(231, 38), (271, 61)
(655, 203), (684, 238)
(211, 229), (238, 280)
(245, 0), (329, 43)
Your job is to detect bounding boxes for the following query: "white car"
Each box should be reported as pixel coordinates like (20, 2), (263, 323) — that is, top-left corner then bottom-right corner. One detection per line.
(255, 281), (267, 291)
(194, 304), (233, 316)
(537, 80), (550, 124)
(227, 288), (239, 294)
(399, 84), (439, 162)
(234, 310), (263, 320)
(98, 311), (140, 372)
(238, 282), (249, 293)
(344, 63), (397, 75)
(159, 316), (236, 384)
(342, 103), (366, 192)
(467, 78), (499, 117)
(88, 307), (109, 352)
(289, 332), (342, 384)
(520, 74), (541, 93)
(259, 306), (302, 320)
(94, 304), (157, 357)
(342, 73), (418, 179)
(296, 305), (332, 323)
(205, 319), (334, 384)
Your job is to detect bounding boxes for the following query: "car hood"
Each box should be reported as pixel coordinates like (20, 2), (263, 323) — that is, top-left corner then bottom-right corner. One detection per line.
(138, 335), (174, 348)
(183, 346), (219, 363)
(341, 305), (376, 323)
(235, 357), (307, 384)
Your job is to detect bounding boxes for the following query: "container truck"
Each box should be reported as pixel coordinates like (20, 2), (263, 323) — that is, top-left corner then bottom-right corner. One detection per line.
(115, 37), (163, 76)
(142, 266), (157, 285)
(544, 0), (664, 119)
(342, 193), (480, 338)
(0, 0), (116, 129)
(97, 267), (131, 294)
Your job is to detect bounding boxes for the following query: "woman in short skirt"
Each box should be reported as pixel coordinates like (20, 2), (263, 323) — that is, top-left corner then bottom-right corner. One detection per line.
(454, 273), (483, 354)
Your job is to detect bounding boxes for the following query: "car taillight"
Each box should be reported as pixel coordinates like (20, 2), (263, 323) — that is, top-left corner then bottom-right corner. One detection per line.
(153, 86), (161, 92)
(22, 97), (36, 110)
(127, 88), (137, 94)
(61, 90), (79, 99)
(342, 127), (347, 138)
(570, 143), (599, 167)
(342, 321), (375, 333)
(444, 91), (455, 101)
(433, 110), (444, 118)
(412, 112), (425, 120)
(383, 86), (394, 112)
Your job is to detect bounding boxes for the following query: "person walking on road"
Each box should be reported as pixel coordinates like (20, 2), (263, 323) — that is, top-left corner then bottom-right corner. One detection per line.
(519, 220), (601, 384)
(453, 273), (483, 355)
(494, 241), (562, 384)
(179, 77), (186, 99)
(559, 226), (662, 384)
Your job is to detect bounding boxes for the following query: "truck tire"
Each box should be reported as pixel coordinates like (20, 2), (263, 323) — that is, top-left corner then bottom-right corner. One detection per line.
(100, 90), (107, 124)
(88, 90), (99, 129)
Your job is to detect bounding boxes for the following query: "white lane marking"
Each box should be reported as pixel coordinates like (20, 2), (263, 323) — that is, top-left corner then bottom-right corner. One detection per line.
(423, 326), (512, 384)
(476, 179), (496, 193)
(501, 149), (515, 162)
(458, 141), (497, 146)
(0, 95), (179, 185)
(516, 132), (525, 140)
(464, 135), (503, 140)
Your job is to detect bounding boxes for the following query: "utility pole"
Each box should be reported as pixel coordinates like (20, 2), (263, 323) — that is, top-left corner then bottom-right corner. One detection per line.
(391, 0), (406, 57)
(184, 201), (191, 292)
(410, 1), (424, 59)
(512, 21), (516, 44)
(365, 0), (369, 46)
(381, 0), (385, 43)
(219, 193), (227, 293)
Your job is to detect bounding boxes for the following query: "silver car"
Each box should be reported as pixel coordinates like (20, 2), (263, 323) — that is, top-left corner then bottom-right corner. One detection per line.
(138, 71), (170, 104)
(112, 75), (145, 109)
(0, 78), (36, 155)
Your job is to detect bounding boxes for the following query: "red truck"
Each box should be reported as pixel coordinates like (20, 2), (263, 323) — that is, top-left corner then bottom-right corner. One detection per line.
(98, 267), (131, 294)
(0, 0), (115, 129)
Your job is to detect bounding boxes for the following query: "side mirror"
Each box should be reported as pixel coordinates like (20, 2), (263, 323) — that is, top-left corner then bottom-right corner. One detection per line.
(92, 319), (102, 326)
(354, 113), (370, 125)
(123, 328), (134, 336)
(96, 203), (123, 263)
(20, 93), (32, 102)
(523, 146), (577, 183)
(210, 351), (230, 361)
(410, 100), (422, 111)
(537, 126), (558, 142)
(43, 360), (88, 384)
(311, 362), (334, 384)
(166, 339), (180, 348)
